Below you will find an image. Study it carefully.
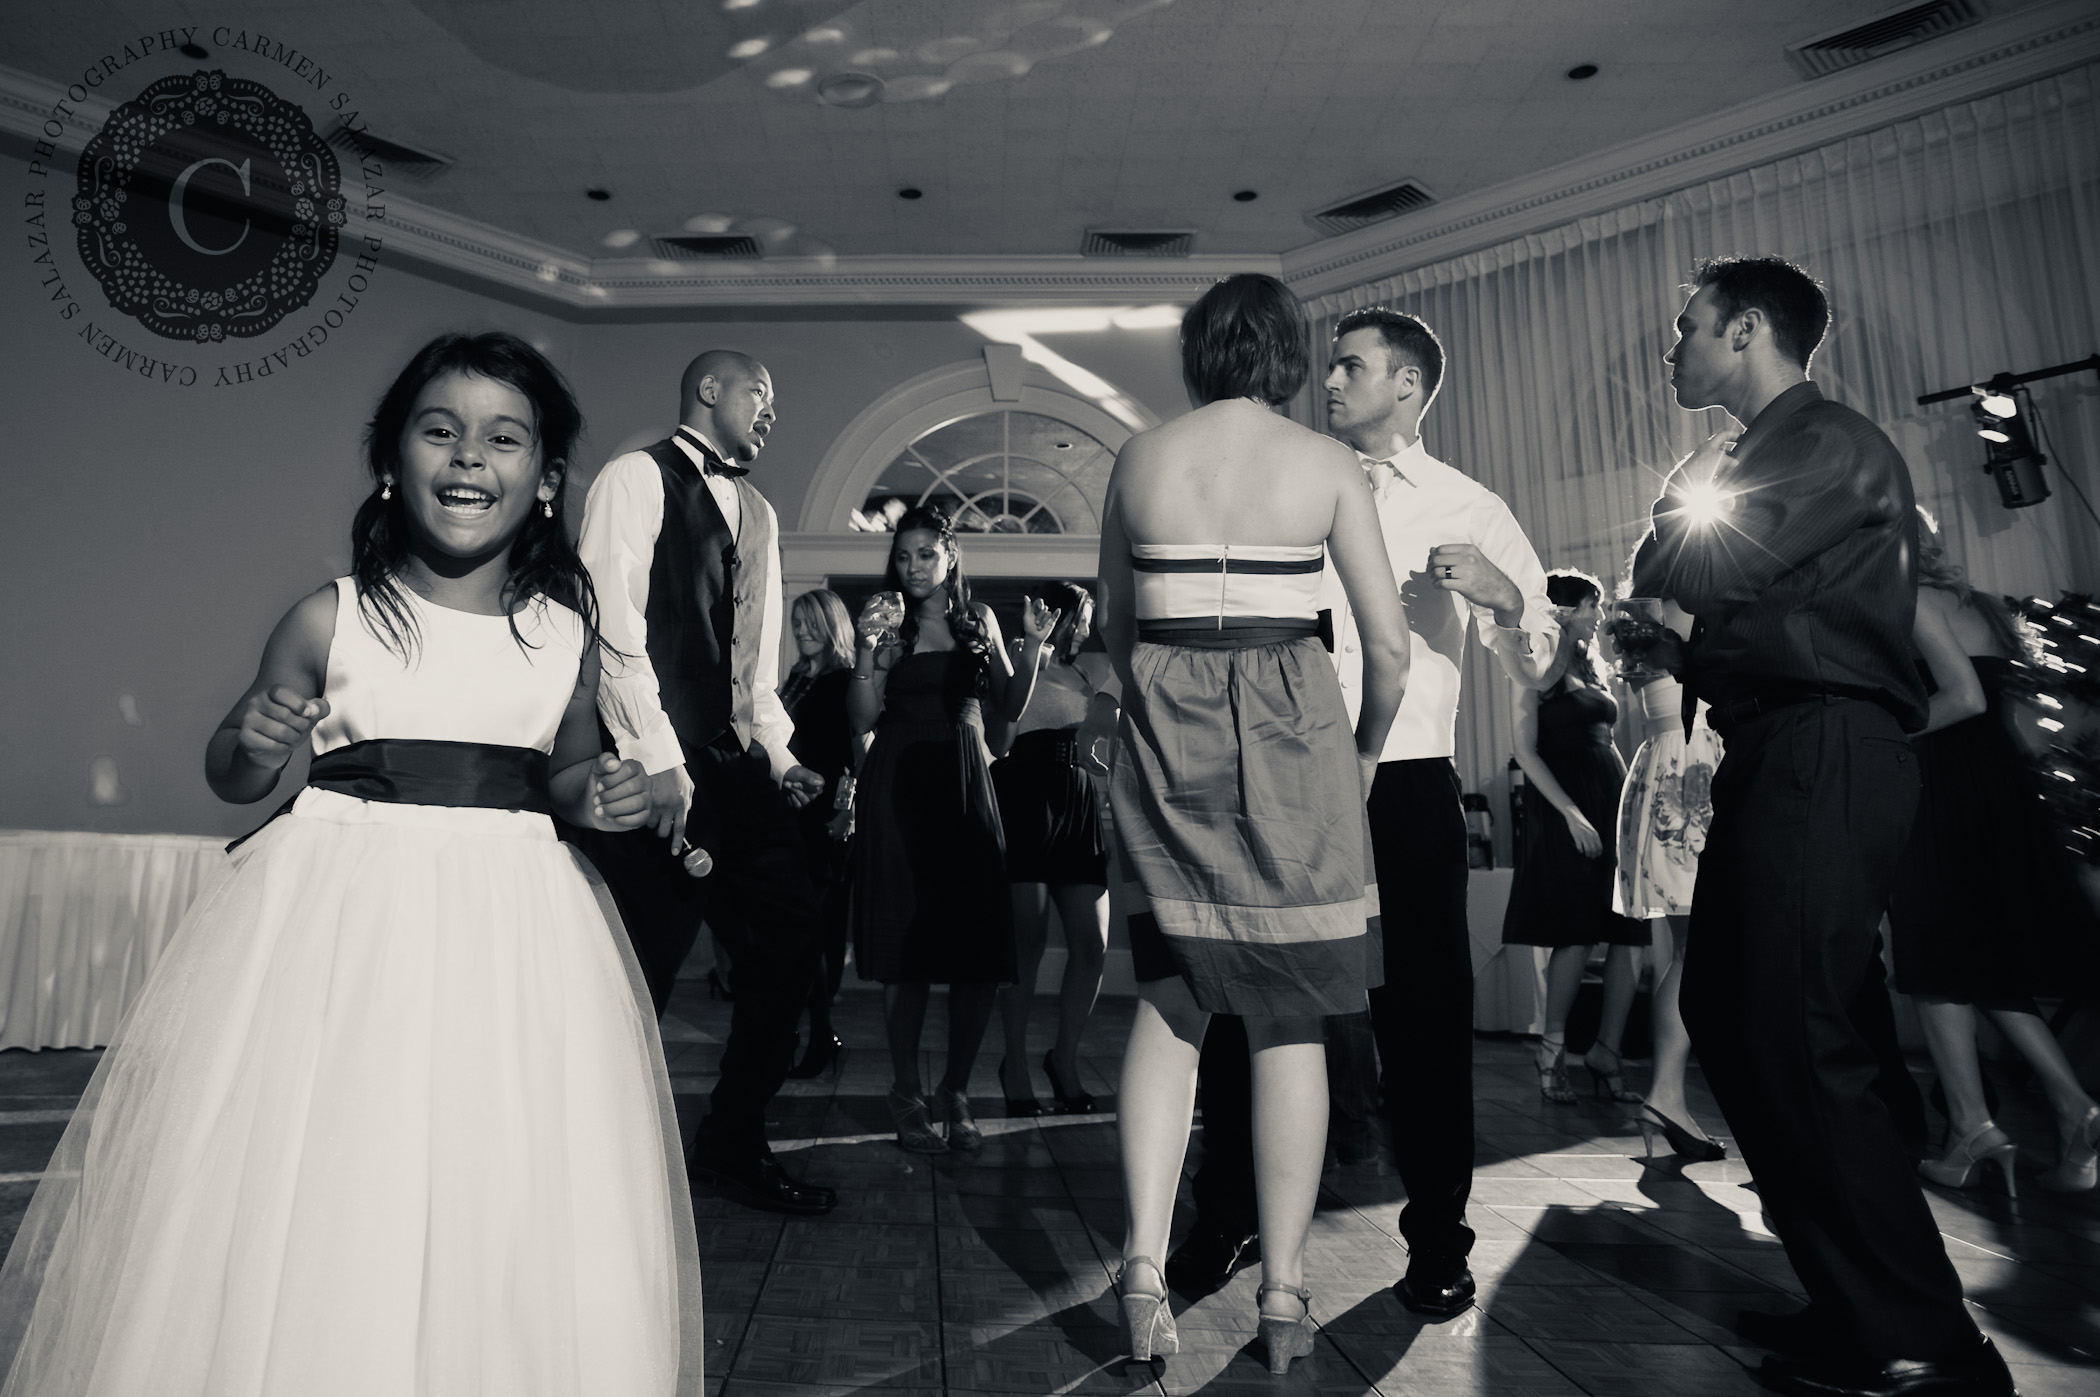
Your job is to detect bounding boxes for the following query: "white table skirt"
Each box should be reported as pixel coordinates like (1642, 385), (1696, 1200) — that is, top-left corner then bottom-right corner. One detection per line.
(0, 830), (229, 1051)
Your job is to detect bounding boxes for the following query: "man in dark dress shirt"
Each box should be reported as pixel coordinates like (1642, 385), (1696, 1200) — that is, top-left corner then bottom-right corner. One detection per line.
(1634, 257), (2012, 1397)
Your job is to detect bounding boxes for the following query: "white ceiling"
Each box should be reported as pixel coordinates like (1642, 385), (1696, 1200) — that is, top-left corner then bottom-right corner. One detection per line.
(12, 0), (2057, 264)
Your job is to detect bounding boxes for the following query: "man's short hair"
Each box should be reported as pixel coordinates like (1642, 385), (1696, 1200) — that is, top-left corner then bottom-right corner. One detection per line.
(1179, 273), (1310, 407)
(1333, 307), (1445, 406)
(1690, 257), (1829, 370)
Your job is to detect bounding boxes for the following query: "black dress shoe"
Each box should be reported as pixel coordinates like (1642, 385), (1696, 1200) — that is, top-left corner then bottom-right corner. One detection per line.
(1397, 1264), (1476, 1319)
(1163, 1225), (1260, 1298)
(688, 1150), (837, 1216)
(1760, 1335), (2016, 1396)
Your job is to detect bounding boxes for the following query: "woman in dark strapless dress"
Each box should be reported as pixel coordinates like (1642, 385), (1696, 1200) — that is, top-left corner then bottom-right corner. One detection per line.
(848, 505), (1060, 1156)
(1503, 572), (1647, 1104)
(1892, 535), (2098, 1196)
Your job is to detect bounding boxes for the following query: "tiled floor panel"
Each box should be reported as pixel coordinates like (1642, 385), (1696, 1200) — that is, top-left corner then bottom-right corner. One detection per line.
(2, 985), (2096, 1394)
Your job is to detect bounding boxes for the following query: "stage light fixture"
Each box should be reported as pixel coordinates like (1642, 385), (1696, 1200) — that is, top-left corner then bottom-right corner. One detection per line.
(1974, 388), (2050, 510)
(1971, 401), (2011, 443)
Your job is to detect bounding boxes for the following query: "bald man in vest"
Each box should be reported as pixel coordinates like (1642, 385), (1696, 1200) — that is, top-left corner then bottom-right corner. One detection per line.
(565, 350), (836, 1215)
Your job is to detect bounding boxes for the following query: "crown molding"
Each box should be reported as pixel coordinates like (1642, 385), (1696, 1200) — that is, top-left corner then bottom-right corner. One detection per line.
(1284, 0), (2100, 302)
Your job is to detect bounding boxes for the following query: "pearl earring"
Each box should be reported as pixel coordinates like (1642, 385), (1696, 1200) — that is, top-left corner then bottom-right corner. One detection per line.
(380, 478), (392, 501)
(542, 500), (554, 519)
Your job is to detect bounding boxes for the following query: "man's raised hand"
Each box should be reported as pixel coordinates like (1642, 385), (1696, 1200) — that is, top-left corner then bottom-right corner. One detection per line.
(236, 686), (330, 771)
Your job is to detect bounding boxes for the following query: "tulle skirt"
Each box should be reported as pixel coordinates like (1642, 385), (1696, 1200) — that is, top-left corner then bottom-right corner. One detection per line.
(0, 789), (703, 1396)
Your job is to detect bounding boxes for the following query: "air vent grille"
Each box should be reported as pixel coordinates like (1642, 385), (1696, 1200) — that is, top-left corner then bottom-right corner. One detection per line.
(1081, 229), (1194, 257)
(1305, 180), (1437, 237)
(651, 235), (763, 260)
(1784, 0), (1986, 79)
(325, 126), (453, 180)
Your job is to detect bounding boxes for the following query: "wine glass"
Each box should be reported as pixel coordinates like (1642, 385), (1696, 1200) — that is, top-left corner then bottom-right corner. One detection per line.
(1610, 598), (1667, 681)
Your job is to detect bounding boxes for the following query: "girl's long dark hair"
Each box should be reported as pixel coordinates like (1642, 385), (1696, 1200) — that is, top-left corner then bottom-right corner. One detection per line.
(883, 505), (990, 660)
(1546, 568), (1604, 690)
(352, 332), (601, 659)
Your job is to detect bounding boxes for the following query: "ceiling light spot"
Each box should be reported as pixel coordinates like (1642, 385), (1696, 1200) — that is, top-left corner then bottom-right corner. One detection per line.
(817, 71), (886, 107)
(586, 187), (612, 201)
(1567, 63), (1599, 80)
(805, 26), (846, 44)
(601, 228), (642, 249)
(850, 47), (900, 66)
(722, 0), (762, 10)
(919, 36), (984, 65)
(898, 187), (923, 200)
(766, 67), (814, 88)
(1233, 189), (1258, 202)
(179, 42), (209, 59)
(536, 263), (561, 283)
(883, 74), (953, 103)
(729, 37), (773, 59)
(684, 213), (737, 233)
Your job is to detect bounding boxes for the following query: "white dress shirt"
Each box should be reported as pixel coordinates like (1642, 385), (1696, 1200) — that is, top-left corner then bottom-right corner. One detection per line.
(577, 427), (797, 782)
(1327, 436), (1560, 761)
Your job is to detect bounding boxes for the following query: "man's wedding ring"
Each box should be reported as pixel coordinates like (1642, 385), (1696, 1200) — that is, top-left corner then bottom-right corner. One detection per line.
(1438, 564), (1456, 580)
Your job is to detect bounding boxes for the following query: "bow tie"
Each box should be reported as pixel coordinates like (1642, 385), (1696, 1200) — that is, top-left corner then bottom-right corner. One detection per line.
(680, 429), (749, 478)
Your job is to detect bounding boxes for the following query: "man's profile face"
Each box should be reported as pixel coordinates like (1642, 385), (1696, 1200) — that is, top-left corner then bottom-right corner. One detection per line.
(1324, 328), (1407, 435)
(1663, 285), (1733, 412)
(703, 364), (776, 463)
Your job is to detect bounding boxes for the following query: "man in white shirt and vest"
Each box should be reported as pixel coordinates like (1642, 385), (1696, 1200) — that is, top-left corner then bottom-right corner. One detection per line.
(1167, 310), (1558, 1317)
(564, 349), (836, 1216)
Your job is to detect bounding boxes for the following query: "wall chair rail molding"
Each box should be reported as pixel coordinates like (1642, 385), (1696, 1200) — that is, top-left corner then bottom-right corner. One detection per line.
(1281, 0), (2100, 300)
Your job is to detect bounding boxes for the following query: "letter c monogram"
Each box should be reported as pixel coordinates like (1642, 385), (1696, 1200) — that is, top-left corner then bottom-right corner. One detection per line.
(169, 156), (251, 255)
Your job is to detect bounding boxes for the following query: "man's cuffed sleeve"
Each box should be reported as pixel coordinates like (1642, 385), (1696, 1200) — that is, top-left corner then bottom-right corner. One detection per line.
(578, 455), (684, 774)
(1472, 493), (1560, 688)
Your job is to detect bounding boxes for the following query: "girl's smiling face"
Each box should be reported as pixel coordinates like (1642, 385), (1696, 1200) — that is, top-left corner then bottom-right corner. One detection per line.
(891, 528), (952, 602)
(792, 612), (826, 659)
(1566, 595), (1603, 643)
(395, 370), (559, 563)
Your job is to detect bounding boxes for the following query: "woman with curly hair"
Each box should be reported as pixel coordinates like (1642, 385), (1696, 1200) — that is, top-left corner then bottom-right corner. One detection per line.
(847, 506), (1061, 1154)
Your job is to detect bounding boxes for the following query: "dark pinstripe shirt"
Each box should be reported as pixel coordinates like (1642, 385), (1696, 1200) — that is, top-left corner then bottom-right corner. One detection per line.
(1633, 382), (1926, 732)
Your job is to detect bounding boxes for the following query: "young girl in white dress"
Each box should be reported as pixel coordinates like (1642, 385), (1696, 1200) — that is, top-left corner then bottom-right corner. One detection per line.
(0, 333), (703, 1396)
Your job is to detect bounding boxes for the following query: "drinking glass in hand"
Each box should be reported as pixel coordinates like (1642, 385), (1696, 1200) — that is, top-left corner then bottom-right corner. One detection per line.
(858, 591), (905, 650)
(1610, 598), (1667, 680)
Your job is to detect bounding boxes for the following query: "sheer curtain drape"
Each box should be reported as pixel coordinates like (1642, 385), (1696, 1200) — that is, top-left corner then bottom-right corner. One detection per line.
(1305, 63), (2100, 808)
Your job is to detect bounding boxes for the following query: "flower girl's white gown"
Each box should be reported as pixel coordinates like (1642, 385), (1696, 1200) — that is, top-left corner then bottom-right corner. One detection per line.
(0, 580), (702, 1395)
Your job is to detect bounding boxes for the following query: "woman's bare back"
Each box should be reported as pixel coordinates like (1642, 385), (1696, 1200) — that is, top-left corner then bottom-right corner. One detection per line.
(1113, 400), (1357, 547)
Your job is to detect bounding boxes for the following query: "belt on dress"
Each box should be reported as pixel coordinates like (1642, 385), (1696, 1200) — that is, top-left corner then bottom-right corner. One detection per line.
(1136, 616), (1319, 648)
(226, 738), (553, 851)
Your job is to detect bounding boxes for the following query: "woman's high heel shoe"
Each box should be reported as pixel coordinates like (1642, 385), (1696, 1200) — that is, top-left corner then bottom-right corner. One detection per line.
(998, 1057), (1042, 1118)
(1256, 1281), (1316, 1374)
(1918, 1120), (2017, 1198)
(1117, 1257), (1178, 1360)
(1044, 1050), (1096, 1114)
(1637, 1104), (1727, 1162)
(938, 1085), (983, 1152)
(888, 1088), (948, 1155)
(1536, 1042), (1576, 1105)
(2042, 1104), (2100, 1194)
(1583, 1043), (1643, 1104)
(787, 1032), (843, 1080)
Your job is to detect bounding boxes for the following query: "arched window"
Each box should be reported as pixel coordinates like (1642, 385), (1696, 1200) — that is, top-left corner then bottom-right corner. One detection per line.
(857, 410), (1112, 534)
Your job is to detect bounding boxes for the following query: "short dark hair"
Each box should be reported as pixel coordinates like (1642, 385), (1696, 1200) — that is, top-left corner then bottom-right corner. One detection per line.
(1180, 273), (1310, 407)
(1333, 307), (1445, 405)
(1691, 256), (1829, 369)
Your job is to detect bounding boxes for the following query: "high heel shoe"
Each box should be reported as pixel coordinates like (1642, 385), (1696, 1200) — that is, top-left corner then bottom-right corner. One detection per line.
(2042, 1104), (2100, 1194)
(1637, 1104), (1727, 1162)
(888, 1088), (948, 1155)
(706, 967), (734, 1001)
(1536, 1041), (1576, 1105)
(1583, 1043), (1643, 1103)
(1256, 1281), (1316, 1374)
(1043, 1050), (1095, 1114)
(786, 1032), (843, 1080)
(998, 1057), (1042, 1118)
(1918, 1120), (2017, 1198)
(938, 1085), (983, 1151)
(1117, 1256), (1178, 1360)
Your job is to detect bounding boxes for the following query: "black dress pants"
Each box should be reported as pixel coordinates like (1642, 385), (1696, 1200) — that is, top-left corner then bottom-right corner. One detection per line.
(1190, 758), (1476, 1270)
(1683, 699), (1973, 1360)
(560, 735), (823, 1159)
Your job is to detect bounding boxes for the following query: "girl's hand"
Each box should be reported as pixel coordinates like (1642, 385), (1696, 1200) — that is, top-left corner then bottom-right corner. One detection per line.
(589, 753), (652, 830)
(856, 591), (905, 647)
(868, 641), (904, 674)
(1021, 597), (1062, 647)
(1562, 807), (1603, 859)
(236, 686), (329, 771)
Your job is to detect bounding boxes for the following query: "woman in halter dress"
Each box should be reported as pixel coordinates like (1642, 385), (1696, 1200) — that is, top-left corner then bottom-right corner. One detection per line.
(1096, 274), (1409, 1374)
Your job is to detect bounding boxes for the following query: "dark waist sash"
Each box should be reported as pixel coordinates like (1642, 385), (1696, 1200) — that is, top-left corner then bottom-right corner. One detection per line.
(1136, 616), (1319, 649)
(227, 738), (552, 852)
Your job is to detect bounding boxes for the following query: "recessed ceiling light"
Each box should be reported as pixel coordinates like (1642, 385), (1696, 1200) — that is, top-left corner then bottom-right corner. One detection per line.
(601, 229), (642, 249)
(180, 42), (209, 59)
(766, 67), (813, 88)
(586, 188), (612, 201)
(728, 37), (772, 60)
(1053, 441), (1072, 450)
(897, 187), (923, 200)
(1232, 190), (1258, 202)
(817, 71), (885, 107)
(1567, 63), (1599, 80)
